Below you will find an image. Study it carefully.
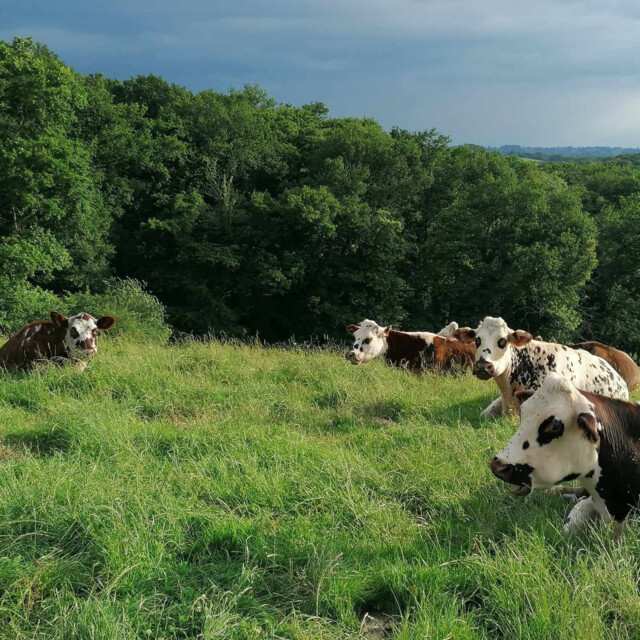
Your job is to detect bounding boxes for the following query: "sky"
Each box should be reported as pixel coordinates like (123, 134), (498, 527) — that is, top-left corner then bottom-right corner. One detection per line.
(2, 0), (640, 146)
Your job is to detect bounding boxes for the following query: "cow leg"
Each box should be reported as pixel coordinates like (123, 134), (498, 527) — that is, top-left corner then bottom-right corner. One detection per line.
(481, 396), (503, 418)
(563, 496), (598, 533)
(548, 486), (587, 503)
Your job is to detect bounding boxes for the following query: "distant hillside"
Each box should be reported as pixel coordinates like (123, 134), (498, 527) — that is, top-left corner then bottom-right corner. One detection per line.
(495, 145), (640, 161)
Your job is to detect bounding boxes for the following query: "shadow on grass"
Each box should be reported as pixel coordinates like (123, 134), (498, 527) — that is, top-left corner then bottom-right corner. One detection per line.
(358, 396), (493, 427)
(416, 396), (502, 427)
(3, 426), (72, 457)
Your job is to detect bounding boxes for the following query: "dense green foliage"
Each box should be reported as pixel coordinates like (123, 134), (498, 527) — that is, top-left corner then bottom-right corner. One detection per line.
(0, 338), (639, 639)
(2, 37), (640, 350)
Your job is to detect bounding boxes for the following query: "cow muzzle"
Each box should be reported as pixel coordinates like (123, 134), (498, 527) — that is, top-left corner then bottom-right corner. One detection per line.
(473, 359), (495, 379)
(489, 457), (533, 495)
(76, 340), (97, 356)
(345, 351), (360, 365)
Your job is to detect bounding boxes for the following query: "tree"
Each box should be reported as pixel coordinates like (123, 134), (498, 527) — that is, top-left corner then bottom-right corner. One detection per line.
(414, 147), (597, 339)
(0, 37), (112, 305)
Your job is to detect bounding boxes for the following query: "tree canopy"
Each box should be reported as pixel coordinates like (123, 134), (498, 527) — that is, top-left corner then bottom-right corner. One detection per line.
(1, 37), (639, 352)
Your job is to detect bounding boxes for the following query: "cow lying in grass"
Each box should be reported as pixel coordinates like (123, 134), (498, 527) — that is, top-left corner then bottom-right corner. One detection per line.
(491, 373), (640, 535)
(345, 319), (474, 374)
(454, 317), (628, 418)
(0, 312), (116, 371)
(571, 341), (640, 391)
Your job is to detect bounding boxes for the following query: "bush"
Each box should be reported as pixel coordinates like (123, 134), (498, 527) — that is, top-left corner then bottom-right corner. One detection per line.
(64, 279), (171, 344)
(0, 285), (62, 335)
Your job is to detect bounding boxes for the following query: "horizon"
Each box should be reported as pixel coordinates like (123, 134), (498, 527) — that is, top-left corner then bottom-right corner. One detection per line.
(3, 0), (640, 147)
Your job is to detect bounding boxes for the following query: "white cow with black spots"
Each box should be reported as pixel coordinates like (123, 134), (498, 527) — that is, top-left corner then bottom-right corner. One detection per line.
(455, 316), (629, 418)
(491, 373), (640, 536)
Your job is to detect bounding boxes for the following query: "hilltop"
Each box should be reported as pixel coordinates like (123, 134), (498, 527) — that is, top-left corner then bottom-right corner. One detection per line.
(0, 336), (638, 638)
(495, 145), (640, 161)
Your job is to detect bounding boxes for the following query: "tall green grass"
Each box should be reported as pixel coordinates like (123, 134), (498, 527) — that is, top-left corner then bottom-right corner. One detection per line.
(0, 338), (638, 639)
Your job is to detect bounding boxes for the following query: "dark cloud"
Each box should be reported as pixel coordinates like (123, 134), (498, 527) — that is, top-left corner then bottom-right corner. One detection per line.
(3, 0), (640, 145)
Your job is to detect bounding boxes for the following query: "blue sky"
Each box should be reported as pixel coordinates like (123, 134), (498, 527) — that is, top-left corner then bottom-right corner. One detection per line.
(3, 0), (640, 146)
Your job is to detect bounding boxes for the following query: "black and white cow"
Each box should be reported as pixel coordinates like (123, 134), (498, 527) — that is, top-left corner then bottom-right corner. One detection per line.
(455, 316), (629, 417)
(491, 373), (640, 535)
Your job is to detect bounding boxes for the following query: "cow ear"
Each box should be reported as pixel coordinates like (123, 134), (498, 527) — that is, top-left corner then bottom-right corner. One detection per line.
(50, 312), (68, 327)
(578, 412), (600, 445)
(382, 325), (392, 337)
(508, 330), (533, 348)
(514, 389), (535, 405)
(534, 335), (543, 341)
(453, 327), (475, 343)
(346, 324), (359, 335)
(97, 316), (116, 330)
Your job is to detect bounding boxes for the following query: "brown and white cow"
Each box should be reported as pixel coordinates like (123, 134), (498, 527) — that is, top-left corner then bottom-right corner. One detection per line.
(571, 341), (640, 391)
(490, 373), (640, 535)
(0, 312), (116, 371)
(454, 317), (629, 418)
(345, 319), (474, 374)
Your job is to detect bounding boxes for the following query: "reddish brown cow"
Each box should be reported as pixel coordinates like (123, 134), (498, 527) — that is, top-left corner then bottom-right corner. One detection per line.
(0, 312), (116, 371)
(570, 341), (640, 391)
(424, 335), (475, 372)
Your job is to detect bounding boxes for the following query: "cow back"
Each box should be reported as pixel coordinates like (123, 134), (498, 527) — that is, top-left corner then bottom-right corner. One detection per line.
(0, 321), (67, 370)
(384, 330), (429, 371)
(572, 341), (640, 391)
(509, 340), (628, 400)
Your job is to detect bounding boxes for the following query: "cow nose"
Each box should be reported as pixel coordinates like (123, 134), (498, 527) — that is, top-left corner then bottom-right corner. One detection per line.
(474, 359), (495, 379)
(490, 456), (509, 478)
(489, 456), (513, 482)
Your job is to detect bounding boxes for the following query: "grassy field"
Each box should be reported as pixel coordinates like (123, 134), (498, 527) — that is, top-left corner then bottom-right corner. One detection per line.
(0, 338), (639, 639)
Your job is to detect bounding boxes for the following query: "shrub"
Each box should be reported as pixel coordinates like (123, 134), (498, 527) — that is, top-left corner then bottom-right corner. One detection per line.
(64, 279), (171, 344)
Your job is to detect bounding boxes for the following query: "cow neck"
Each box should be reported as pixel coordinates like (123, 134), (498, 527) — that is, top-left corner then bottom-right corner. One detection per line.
(378, 333), (391, 356)
(42, 323), (70, 357)
(583, 395), (640, 521)
(489, 345), (520, 398)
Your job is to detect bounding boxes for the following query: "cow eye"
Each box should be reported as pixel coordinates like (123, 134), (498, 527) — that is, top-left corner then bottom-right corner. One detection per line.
(70, 328), (79, 339)
(545, 418), (563, 433)
(475, 337), (481, 347)
(497, 338), (507, 349)
(363, 338), (371, 345)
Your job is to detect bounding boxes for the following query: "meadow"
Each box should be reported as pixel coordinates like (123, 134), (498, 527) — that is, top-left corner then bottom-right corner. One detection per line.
(0, 337), (639, 639)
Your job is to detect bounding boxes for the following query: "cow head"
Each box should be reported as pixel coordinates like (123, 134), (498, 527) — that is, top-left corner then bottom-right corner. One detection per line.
(438, 321), (459, 338)
(490, 373), (600, 493)
(345, 319), (390, 364)
(455, 316), (532, 380)
(51, 312), (116, 356)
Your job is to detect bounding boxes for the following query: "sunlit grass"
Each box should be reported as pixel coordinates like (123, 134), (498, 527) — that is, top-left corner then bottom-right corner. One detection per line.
(0, 337), (638, 639)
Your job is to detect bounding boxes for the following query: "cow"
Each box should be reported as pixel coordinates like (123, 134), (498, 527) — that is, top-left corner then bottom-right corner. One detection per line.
(345, 319), (474, 374)
(0, 312), (116, 371)
(571, 341), (640, 391)
(454, 317), (629, 418)
(490, 372), (640, 536)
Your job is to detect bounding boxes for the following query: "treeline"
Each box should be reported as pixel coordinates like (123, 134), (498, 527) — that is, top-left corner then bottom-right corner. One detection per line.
(2, 37), (640, 352)
(499, 145), (640, 159)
